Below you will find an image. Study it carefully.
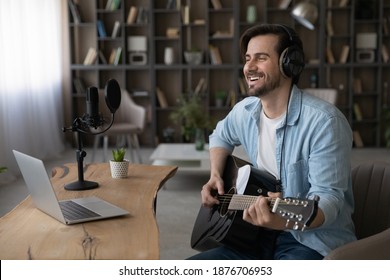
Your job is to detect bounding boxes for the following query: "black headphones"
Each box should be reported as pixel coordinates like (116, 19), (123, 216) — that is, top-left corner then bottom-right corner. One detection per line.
(276, 24), (305, 81)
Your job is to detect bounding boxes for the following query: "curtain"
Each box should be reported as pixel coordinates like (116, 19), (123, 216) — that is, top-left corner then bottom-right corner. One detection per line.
(0, 0), (68, 185)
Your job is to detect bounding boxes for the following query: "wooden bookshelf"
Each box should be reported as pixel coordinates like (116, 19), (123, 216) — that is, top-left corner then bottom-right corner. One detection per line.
(67, 0), (390, 147)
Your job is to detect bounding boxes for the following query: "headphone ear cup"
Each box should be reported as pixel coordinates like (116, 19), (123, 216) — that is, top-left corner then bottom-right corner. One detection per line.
(279, 45), (305, 79)
(279, 48), (290, 78)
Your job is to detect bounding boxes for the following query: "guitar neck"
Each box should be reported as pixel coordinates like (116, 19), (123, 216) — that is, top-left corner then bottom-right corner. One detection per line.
(221, 194), (318, 231)
(223, 194), (277, 211)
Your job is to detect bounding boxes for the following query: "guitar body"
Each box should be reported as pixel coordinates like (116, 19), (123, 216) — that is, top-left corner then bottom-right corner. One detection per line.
(190, 155), (281, 256)
(191, 155), (319, 256)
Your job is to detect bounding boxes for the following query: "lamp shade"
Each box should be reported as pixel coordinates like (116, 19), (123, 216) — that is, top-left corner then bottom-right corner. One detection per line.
(291, 2), (318, 30)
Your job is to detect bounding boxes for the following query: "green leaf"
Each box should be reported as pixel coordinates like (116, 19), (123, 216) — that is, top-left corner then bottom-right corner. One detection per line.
(170, 94), (214, 141)
(112, 148), (126, 162)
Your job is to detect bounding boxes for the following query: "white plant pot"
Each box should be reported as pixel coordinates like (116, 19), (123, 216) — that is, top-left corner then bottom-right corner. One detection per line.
(110, 160), (129, 179)
(184, 51), (203, 65)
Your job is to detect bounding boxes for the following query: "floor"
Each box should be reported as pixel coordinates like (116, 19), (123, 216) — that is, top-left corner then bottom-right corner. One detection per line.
(1, 146), (390, 260)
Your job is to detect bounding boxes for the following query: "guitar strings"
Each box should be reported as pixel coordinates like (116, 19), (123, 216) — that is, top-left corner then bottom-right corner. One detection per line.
(218, 194), (307, 207)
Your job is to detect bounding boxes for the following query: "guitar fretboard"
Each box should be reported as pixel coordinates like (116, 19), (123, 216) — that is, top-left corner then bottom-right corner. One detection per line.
(227, 194), (258, 210)
(219, 194), (279, 211)
(221, 194), (310, 214)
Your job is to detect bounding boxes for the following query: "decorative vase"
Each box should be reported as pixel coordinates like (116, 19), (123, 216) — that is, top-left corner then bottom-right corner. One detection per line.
(110, 160), (129, 178)
(246, 5), (257, 23)
(164, 47), (174, 65)
(194, 128), (205, 151)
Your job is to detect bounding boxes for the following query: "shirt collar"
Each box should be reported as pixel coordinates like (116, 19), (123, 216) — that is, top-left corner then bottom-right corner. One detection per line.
(286, 85), (302, 126)
(243, 84), (302, 127)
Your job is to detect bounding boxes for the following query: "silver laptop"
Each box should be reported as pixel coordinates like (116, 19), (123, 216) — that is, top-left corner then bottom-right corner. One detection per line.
(13, 150), (129, 225)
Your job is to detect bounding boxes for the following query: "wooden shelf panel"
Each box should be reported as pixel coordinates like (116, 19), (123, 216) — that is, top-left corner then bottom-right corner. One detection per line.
(67, 0), (389, 147)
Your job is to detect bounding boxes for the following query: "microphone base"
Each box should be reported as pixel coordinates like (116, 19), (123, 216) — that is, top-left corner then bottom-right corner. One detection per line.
(64, 180), (99, 191)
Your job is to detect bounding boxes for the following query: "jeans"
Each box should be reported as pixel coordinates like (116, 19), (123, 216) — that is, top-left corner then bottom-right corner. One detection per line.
(187, 232), (324, 260)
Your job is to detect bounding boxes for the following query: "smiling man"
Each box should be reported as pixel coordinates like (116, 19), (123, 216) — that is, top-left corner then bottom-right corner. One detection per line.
(188, 24), (356, 260)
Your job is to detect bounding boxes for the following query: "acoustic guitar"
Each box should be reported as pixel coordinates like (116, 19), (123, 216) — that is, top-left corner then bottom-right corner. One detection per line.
(190, 155), (319, 256)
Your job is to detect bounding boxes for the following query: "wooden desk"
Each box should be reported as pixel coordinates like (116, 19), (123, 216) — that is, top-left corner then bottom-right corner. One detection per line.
(0, 163), (177, 260)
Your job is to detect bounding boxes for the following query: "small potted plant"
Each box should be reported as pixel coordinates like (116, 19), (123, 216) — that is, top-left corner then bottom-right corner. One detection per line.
(184, 47), (203, 65)
(110, 148), (129, 178)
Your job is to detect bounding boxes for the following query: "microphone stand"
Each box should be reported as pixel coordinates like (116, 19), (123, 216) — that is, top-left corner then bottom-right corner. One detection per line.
(62, 78), (121, 191)
(62, 115), (114, 191)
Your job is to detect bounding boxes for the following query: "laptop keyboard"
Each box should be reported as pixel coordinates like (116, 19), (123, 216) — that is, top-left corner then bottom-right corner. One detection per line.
(59, 200), (101, 221)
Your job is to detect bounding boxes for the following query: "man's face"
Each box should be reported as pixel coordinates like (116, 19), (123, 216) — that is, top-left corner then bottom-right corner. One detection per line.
(243, 34), (282, 97)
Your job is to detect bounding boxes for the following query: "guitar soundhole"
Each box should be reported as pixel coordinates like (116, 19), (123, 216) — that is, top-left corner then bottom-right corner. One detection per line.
(219, 187), (236, 217)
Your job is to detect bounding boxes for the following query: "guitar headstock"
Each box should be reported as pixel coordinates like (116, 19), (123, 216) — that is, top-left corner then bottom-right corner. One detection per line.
(271, 195), (319, 231)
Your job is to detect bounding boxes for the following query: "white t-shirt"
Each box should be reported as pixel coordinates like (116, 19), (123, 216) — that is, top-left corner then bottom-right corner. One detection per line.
(256, 109), (285, 179)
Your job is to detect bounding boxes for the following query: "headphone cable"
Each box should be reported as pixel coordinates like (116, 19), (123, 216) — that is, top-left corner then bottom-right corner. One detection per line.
(277, 85), (292, 192)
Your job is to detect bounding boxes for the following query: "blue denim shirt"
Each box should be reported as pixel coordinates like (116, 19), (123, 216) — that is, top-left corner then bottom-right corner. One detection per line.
(209, 85), (357, 256)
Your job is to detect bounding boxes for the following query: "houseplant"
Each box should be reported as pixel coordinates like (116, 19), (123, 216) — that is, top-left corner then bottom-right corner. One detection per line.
(170, 94), (213, 150)
(110, 147), (129, 178)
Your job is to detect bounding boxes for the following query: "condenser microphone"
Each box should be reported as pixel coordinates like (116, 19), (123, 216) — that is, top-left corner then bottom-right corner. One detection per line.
(85, 86), (103, 128)
(62, 78), (122, 191)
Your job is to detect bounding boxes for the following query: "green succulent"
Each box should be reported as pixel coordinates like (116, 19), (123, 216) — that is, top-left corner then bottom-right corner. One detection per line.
(112, 148), (126, 162)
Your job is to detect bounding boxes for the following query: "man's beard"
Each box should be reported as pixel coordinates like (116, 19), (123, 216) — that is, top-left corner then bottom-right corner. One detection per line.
(248, 74), (281, 97)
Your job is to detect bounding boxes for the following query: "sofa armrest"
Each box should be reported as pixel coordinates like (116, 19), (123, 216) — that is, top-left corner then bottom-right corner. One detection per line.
(324, 228), (390, 260)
